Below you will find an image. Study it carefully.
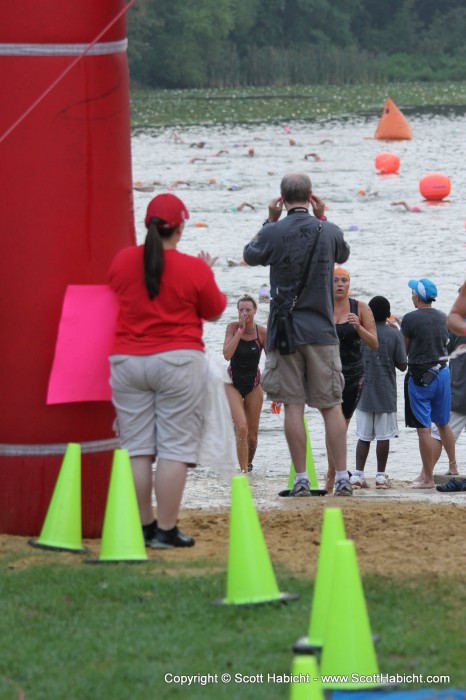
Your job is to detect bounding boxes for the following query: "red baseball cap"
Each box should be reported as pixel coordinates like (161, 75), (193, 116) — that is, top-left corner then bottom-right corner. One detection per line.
(145, 193), (190, 229)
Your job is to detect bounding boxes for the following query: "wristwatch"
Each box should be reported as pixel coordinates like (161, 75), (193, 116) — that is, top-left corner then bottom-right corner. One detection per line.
(262, 218), (270, 226)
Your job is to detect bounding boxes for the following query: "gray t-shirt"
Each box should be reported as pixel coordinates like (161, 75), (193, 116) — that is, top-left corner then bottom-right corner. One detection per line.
(358, 323), (407, 413)
(400, 307), (449, 365)
(449, 331), (466, 414)
(243, 210), (350, 351)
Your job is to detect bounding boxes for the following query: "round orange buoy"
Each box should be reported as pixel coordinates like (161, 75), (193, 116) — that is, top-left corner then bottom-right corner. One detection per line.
(419, 173), (451, 201)
(0, 0), (134, 537)
(194, 221), (208, 228)
(375, 152), (400, 174)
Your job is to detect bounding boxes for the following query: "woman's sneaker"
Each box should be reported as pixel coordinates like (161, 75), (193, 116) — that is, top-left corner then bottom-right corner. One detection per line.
(150, 526), (195, 549)
(349, 474), (369, 489)
(375, 474), (391, 489)
(142, 519), (158, 546)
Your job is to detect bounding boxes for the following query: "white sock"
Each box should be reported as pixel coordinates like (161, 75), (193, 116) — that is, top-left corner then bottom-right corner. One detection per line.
(335, 470), (350, 482)
(294, 472), (309, 483)
(353, 470), (364, 477)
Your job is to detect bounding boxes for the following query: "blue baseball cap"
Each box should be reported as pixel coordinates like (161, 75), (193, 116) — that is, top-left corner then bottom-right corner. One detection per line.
(408, 278), (437, 302)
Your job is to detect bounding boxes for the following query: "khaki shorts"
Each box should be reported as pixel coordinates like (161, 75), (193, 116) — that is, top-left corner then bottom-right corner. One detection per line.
(110, 350), (206, 464)
(261, 345), (344, 408)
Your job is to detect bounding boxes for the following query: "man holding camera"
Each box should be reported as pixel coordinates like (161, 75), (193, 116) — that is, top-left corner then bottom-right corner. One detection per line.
(401, 277), (456, 488)
(243, 172), (352, 496)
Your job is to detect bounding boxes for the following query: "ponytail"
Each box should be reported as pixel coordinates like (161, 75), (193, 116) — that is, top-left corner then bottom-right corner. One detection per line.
(143, 217), (176, 299)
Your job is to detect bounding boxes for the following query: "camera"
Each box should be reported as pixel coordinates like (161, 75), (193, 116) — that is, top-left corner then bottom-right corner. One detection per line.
(276, 312), (296, 355)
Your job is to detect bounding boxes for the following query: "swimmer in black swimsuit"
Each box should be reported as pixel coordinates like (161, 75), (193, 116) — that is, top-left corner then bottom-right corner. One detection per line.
(223, 294), (267, 474)
(325, 267), (378, 492)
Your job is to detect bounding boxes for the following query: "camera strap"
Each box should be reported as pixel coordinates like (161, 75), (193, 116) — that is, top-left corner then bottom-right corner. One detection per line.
(289, 222), (322, 313)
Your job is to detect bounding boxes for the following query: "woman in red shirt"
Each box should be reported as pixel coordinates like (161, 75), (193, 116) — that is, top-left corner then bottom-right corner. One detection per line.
(109, 194), (226, 549)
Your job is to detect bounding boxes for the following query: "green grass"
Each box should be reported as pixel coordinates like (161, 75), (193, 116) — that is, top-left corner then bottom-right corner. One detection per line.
(1, 550), (465, 699)
(130, 81), (466, 128)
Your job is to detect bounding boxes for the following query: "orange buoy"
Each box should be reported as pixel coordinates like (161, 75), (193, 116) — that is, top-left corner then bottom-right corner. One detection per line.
(0, 0), (135, 537)
(374, 97), (412, 140)
(194, 221), (208, 228)
(375, 152), (400, 174)
(419, 173), (451, 201)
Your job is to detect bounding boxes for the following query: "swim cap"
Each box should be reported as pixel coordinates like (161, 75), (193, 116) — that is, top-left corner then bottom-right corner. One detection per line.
(334, 266), (350, 278)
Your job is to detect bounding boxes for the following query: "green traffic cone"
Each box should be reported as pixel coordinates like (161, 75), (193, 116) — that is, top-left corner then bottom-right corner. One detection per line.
(294, 507), (346, 653)
(289, 655), (325, 700)
(29, 443), (84, 552)
(287, 417), (318, 489)
(214, 475), (298, 605)
(320, 540), (381, 689)
(96, 449), (147, 563)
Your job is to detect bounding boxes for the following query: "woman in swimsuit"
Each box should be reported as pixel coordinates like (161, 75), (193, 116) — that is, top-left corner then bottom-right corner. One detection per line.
(223, 294), (267, 474)
(325, 267), (378, 492)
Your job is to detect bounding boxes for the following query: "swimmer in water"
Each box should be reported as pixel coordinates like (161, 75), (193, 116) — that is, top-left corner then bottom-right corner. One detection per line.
(232, 202), (255, 212)
(304, 153), (322, 162)
(391, 200), (423, 213)
(258, 285), (270, 302)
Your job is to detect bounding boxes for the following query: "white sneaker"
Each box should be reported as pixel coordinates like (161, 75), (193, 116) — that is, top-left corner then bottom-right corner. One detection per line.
(375, 474), (391, 489)
(349, 474), (369, 489)
(334, 478), (353, 496)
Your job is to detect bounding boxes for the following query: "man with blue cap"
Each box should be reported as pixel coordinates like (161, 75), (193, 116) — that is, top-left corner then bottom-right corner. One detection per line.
(400, 277), (456, 488)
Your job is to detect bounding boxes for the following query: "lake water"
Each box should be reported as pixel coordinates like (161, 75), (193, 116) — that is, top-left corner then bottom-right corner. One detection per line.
(130, 108), (466, 489)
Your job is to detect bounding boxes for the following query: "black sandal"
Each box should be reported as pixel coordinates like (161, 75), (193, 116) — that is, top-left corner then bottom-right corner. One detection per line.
(436, 478), (466, 493)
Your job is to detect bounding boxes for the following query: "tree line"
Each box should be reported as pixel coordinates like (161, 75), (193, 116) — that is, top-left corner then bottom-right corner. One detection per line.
(126, 0), (466, 88)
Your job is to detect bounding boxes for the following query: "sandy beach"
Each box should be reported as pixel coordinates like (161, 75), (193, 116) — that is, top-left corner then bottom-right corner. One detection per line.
(4, 470), (464, 580)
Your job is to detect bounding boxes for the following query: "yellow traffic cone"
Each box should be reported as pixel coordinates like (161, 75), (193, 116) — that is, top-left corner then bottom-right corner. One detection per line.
(92, 449), (147, 563)
(294, 507), (346, 653)
(289, 655), (325, 700)
(214, 475), (298, 605)
(287, 418), (318, 489)
(320, 540), (381, 689)
(29, 443), (85, 552)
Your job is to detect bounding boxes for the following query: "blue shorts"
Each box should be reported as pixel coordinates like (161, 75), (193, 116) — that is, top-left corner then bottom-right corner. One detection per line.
(408, 367), (451, 428)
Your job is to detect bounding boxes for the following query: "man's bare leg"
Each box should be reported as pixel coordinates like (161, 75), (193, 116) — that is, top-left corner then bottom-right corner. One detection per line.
(284, 403), (306, 473)
(437, 424), (458, 475)
(322, 405), (348, 491)
(325, 414), (350, 491)
(415, 427), (435, 487)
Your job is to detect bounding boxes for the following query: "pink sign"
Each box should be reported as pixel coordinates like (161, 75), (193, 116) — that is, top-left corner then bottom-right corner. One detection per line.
(47, 285), (119, 404)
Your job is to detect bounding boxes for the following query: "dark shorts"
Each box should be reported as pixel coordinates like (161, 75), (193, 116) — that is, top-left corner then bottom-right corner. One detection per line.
(408, 368), (451, 427)
(404, 371), (451, 428)
(404, 373), (424, 428)
(342, 375), (363, 420)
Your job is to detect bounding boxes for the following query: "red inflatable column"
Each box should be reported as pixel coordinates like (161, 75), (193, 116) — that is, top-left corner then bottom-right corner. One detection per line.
(0, 1), (135, 536)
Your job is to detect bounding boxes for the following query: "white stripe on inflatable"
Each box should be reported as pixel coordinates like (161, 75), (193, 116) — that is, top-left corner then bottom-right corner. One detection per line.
(0, 40), (128, 56)
(0, 438), (120, 456)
